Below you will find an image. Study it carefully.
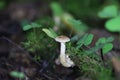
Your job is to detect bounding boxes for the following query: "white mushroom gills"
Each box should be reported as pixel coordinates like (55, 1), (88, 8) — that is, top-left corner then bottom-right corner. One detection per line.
(55, 35), (75, 67)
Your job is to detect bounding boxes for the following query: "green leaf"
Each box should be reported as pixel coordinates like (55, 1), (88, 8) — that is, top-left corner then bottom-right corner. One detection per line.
(106, 37), (114, 42)
(67, 18), (88, 33)
(76, 34), (93, 48)
(96, 38), (106, 46)
(42, 28), (58, 39)
(61, 13), (74, 25)
(84, 34), (94, 46)
(22, 21), (41, 31)
(102, 43), (113, 54)
(10, 71), (25, 79)
(70, 35), (80, 42)
(22, 25), (32, 31)
(86, 44), (104, 53)
(87, 37), (113, 54)
(69, 19), (82, 25)
(18, 73), (25, 78)
(31, 23), (41, 28)
(98, 5), (118, 18)
(77, 34), (88, 45)
(50, 2), (63, 16)
(96, 37), (114, 46)
(49, 28), (58, 37)
(105, 16), (120, 32)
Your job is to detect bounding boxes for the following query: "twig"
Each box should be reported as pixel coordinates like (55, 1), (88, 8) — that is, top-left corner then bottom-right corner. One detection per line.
(0, 36), (41, 66)
(100, 49), (104, 61)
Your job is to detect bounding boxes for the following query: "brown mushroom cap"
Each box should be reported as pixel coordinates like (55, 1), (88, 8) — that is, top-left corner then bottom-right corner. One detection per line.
(55, 35), (70, 43)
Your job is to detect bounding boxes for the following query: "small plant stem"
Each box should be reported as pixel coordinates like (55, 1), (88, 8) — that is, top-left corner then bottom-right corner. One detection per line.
(69, 28), (73, 38)
(33, 28), (37, 44)
(100, 49), (104, 61)
(118, 32), (120, 49)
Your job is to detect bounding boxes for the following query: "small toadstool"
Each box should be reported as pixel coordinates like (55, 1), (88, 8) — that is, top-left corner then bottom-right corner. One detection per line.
(55, 35), (74, 67)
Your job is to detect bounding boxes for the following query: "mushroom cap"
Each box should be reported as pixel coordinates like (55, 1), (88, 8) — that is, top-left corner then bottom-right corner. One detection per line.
(55, 35), (70, 43)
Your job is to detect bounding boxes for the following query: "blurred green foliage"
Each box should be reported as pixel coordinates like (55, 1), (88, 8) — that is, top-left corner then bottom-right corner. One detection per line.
(50, 0), (120, 28)
(22, 21), (42, 31)
(50, 2), (63, 16)
(0, 1), (6, 10)
(98, 5), (118, 18)
(67, 19), (88, 34)
(10, 71), (25, 79)
(97, 4), (120, 32)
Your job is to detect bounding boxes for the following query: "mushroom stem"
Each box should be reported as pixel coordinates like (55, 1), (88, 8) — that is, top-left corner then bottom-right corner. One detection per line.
(59, 42), (75, 67)
(60, 42), (65, 55)
(60, 42), (66, 63)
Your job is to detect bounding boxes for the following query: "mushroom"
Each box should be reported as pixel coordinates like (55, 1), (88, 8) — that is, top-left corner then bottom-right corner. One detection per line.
(55, 35), (75, 67)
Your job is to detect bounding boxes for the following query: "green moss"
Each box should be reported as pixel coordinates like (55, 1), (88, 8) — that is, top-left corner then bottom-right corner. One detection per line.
(66, 43), (114, 80)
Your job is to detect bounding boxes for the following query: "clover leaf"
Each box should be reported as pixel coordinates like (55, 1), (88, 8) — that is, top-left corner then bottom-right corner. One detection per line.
(102, 43), (113, 54)
(98, 5), (118, 18)
(105, 16), (120, 32)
